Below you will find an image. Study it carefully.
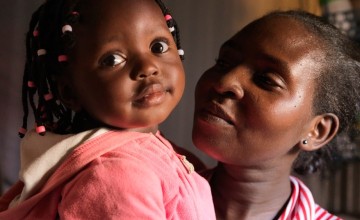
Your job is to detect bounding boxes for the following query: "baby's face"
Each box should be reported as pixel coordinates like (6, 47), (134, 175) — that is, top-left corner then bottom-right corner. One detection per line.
(64, 0), (185, 133)
(193, 16), (324, 166)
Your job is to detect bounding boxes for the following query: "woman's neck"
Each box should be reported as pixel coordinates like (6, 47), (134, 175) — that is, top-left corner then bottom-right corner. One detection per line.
(210, 163), (292, 220)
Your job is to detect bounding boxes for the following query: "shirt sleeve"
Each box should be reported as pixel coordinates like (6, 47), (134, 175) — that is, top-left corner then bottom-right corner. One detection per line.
(58, 156), (166, 220)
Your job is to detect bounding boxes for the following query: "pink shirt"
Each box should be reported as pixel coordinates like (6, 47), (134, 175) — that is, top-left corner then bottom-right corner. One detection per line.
(0, 130), (215, 219)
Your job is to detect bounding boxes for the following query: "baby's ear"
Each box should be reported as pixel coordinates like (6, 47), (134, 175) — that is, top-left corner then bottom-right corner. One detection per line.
(56, 76), (82, 112)
(300, 113), (339, 151)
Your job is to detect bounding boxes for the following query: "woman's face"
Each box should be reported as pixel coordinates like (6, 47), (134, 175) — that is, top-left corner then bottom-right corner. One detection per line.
(62, 0), (185, 133)
(192, 17), (324, 166)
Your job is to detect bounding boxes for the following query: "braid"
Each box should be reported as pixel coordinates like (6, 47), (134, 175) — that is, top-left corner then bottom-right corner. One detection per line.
(19, 6), (42, 137)
(19, 0), (184, 137)
(19, 0), (81, 137)
(154, 0), (185, 60)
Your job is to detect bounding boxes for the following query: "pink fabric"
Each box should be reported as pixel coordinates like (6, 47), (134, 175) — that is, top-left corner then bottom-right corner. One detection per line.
(0, 130), (215, 220)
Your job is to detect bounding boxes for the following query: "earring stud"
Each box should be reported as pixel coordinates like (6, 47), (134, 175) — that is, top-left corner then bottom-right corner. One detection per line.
(302, 139), (308, 145)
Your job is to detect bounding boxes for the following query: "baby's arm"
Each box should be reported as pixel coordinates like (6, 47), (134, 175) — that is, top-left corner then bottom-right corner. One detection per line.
(58, 157), (166, 219)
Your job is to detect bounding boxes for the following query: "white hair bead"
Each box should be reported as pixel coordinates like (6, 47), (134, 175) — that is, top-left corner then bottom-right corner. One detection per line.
(62, 24), (73, 34)
(37, 49), (47, 56)
(178, 49), (184, 56)
(169, 26), (175, 32)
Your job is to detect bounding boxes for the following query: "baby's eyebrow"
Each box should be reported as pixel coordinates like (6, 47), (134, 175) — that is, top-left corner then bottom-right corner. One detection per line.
(104, 36), (120, 44)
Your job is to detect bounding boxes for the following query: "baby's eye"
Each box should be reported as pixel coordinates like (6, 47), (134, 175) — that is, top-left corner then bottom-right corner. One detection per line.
(151, 41), (169, 54)
(100, 54), (125, 67)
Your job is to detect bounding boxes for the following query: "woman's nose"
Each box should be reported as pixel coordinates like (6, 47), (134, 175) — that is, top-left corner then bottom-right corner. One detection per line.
(213, 68), (245, 100)
(132, 55), (159, 80)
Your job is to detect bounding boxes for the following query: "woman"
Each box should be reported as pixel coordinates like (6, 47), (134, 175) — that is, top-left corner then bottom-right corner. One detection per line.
(193, 10), (360, 219)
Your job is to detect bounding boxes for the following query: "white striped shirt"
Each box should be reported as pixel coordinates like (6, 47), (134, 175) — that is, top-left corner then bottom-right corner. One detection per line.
(279, 176), (342, 220)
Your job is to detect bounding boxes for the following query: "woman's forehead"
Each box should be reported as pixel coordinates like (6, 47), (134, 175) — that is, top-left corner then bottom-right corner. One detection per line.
(230, 16), (323, 56)
(241, 16), (312, 40)
(221, 16), (325, 84)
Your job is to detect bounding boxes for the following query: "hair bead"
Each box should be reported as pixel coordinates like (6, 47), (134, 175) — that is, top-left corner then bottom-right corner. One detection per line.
(62, 24), (73, 33)
(18, 127), (27, 138)
(37, 49), (47, 56)
(165, 14), (172, 21)
(58, 55), (68, 62)
(169, 26), (175, 32)
(27, 81), (36, 88)
(33, 30), (39, 37)
(36, 125), (46, 135)
(66, 11), (80, 24)
(44, 93), (53, 101)
(178, 49), (185, 56)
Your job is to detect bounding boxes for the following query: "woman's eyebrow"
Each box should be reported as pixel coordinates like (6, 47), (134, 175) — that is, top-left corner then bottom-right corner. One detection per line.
(258, 53), (290, 74)
(221, 40), (289, 72)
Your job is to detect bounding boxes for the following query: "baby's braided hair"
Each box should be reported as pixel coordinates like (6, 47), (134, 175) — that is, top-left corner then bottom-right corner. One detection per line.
(19, 0), (184, 138)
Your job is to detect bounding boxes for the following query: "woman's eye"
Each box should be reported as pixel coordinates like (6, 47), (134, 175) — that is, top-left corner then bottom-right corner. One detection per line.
(259, 75), (273, 85)
(151, 41), (169, 54)
(254, 73), (283, 90)
(101, 54), (125, 67)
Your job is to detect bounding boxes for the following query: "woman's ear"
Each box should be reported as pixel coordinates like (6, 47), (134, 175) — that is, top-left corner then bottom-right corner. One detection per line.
(56, 76), (82, 112)
(300, 113), (339, 151)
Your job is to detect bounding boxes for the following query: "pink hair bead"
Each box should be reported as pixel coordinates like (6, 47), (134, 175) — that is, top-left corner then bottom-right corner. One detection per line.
(33, 30), (39, 37)
(36, 125), (46, 135)
(27, 81), (36, 88)
(18, 127), (27, 135)
(165, 14), (172, 21)
(44, 93), (53, 101)
(58, 55), (68, 62)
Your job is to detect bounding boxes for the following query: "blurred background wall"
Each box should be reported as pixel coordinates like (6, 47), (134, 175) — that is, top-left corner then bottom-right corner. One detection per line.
(0, 0), (44, 193)
(0, 0), (359, 218)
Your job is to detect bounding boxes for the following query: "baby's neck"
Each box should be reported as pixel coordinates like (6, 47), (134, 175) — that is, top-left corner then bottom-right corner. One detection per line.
(210, 164), (292, 220)
(126, 126), (159, 134)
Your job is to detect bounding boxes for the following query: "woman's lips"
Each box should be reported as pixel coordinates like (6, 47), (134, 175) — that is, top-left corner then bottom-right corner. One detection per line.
(198, 102), (235, 126)
(134, 83), (167, 107)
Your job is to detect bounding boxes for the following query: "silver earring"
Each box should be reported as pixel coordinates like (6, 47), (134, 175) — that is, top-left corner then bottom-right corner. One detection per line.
(302, 139), (308, 145)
